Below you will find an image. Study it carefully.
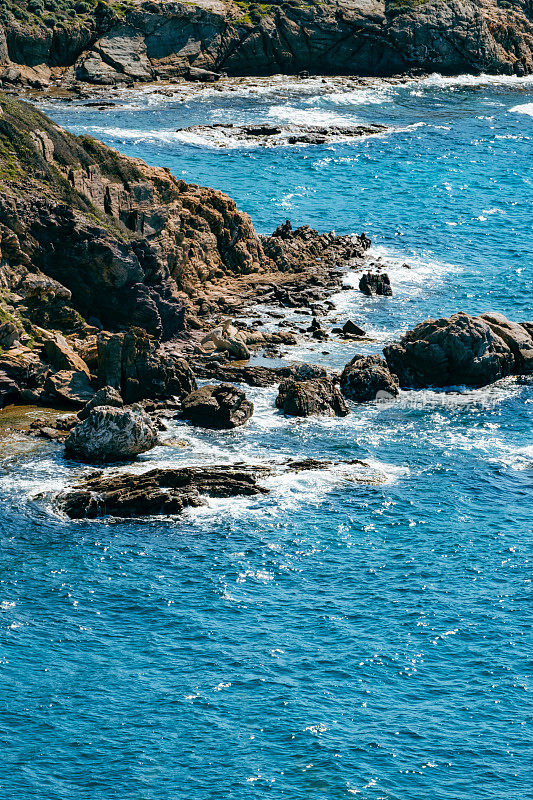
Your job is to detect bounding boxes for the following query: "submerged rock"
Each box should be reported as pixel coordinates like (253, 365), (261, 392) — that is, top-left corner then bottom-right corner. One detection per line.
(65, 406), (158, 463)
(59, 465), (268, 519)
(276, 377), (349, 417)
(383, 312), (515, 389)
(340, 355), (399, 402)
(359, 272), (392, 297)
(180, 384), (253, 429)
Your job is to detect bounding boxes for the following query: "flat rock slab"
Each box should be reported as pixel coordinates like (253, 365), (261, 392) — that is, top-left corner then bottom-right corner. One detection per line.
(59, 465), (270, 518)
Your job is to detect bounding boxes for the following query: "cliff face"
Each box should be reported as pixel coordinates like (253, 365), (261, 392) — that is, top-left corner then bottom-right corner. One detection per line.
(0, 0), (532, 89)
(0, 93), (265, 340)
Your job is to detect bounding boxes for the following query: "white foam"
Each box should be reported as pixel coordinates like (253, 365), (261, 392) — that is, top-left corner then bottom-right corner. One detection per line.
(509, 102), (533, 116)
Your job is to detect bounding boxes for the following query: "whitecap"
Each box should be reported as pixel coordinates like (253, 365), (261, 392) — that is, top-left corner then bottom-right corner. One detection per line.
(509, 102), (533, 116)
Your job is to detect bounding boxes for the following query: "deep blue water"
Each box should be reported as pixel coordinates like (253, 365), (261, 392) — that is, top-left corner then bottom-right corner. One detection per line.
(1, 75), (532, 799)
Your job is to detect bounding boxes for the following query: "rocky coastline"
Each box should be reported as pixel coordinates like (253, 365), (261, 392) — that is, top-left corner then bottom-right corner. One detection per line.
(0, 91), (532, 519)
(0, 1), (532, 94)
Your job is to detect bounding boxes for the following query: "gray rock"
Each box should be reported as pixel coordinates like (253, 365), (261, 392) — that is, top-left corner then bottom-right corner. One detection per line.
(479, 312), (533, 374)
(181, 383), (253, 429)
(78, 386), (123, 420)
(340, 355), (399, 402)
(276, 377), (349, 417)
(0, 321), (21, 349)
(383, 312), (515, 388)
(65, 406), (158, 463)
(187, 67), (221, 82)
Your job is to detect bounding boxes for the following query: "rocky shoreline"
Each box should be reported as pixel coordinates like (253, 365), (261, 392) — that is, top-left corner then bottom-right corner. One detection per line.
(0, 90), (532, 519)
(1, 1), (532, 94)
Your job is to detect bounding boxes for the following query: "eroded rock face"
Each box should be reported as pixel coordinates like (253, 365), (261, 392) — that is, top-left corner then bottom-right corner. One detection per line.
(58, 465), (268, 519)
(479, 312), (533, 373)
(340, 355), (399, 402)
(65, 405), (159, 463)
(181, 383), (253, 429)
(276, 377), (349, 417)
(97, 329), (196, 403)
(359, 272), (392, 297)
(383, 312), (515, 388)
(43, 369), (95, 407)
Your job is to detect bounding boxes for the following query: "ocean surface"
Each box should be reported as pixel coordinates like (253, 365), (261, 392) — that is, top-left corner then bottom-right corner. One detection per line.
(1, 75), (532, 799)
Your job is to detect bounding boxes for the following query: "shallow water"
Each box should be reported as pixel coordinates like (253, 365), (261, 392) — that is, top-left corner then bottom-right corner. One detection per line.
(1, 75), (532, 800)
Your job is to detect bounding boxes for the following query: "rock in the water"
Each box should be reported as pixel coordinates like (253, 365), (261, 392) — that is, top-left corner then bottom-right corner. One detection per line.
(187, 67), (221, 82)
(276, 377), (349, 417)
(44, 370), (95, 407)
(359, 272), (392, 296)
(59, 465), (267, 518)
(340, 355), (399, 402)
(78, 386), (123, 420)
(343, 320), (366, 337)
(181, 384), (253, 429)
(65, 406), (158, 463)
(479, 312), (533, 374)
(383, 312), (515, 389)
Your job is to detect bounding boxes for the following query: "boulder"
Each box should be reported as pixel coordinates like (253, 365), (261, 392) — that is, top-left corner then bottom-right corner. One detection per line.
(59, 465), (268, 519)
(187, 67), (221, 82)
(383, 312), (514, 388)
(0, 321), (21, 349)
(44, 370), (95, 407)
(479, 313), (533, 374)
(44, 333), (90, 376)
(181, 384), (253, 429)
(359, 272), (392, 296)
(276, 377), (349, 417)
(340, 355), (399, 402)
(343, 320), (366, 337)
(65, 406), (159, 463)
(77, 386), (123, 420)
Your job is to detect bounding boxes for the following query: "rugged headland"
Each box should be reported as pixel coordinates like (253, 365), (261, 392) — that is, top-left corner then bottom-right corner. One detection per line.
(1, 0), (533, 90)
(1, 92), (532, 517)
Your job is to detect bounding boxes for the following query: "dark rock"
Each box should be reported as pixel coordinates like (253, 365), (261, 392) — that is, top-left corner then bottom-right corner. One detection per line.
(383, 312), (515, 389)
(181, 383), (253, 429)
(479, 312), (533, 374)
(0, 370), (20, 407)
(340, 354), (399, 402)
(59, 465), (268, 519)
(359, 272), (392, 296)
(78, 386), (123, 420)
(65, 405), (159, 463)
(276, 377), (349, 417)
(343, 320), (366, 337)
(44, 370), (95, 407)
(97, 329), (196, 403)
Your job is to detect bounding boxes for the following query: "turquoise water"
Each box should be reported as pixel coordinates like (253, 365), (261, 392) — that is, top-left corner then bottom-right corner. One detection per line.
(1, 75), (532, 799)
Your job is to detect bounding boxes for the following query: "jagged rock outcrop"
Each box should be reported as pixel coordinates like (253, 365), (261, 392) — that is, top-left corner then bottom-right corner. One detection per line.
(340, 354), (399, 401)
(58, 464), (269, 518)
(359, 272), (393, 297)
(77, 386), (123, 420)
(96, 328), (197, 403)
(1, 1), (532, 88)
(383, 312), (532, 388)
(276, 377), (349, 417)
(180, 383), (254, 428)
(65, 405), (159, 462)
(0, 93), (266, 342)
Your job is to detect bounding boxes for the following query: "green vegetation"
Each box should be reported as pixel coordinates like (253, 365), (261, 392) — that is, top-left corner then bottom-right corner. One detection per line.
(0, 0), (101, 27)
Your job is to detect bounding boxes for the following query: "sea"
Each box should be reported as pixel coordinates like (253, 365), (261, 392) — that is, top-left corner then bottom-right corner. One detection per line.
(0, 74), (532, 799)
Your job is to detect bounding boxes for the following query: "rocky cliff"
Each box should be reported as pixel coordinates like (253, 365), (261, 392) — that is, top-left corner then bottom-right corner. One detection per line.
(0, 0), (532, 89)
(0, 91), (267, 341)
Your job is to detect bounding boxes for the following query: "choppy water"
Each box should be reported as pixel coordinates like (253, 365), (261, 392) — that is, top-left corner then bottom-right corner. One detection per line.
(1, 75), (532, 799)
